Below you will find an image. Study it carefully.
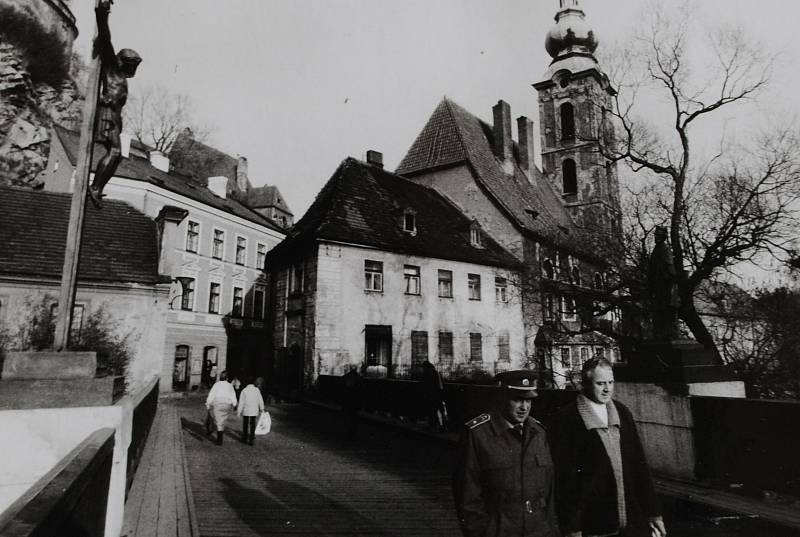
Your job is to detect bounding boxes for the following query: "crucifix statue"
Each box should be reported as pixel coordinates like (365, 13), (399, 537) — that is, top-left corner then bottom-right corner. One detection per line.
(89, 0), (141, 208)
(53, 0), (141, 349)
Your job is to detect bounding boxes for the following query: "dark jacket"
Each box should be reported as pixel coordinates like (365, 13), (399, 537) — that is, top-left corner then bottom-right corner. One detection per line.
(453, 412), (560, 537)
(549, 399), (659, 537)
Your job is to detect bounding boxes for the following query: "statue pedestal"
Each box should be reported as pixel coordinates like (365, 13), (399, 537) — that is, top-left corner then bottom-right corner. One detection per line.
(0, 351), (120, 409)
(616, 339), (745, 397)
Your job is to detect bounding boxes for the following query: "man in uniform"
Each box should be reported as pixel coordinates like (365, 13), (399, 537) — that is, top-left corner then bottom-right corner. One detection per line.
(453, 370), (559, 537)
(89, 0), (142, 208)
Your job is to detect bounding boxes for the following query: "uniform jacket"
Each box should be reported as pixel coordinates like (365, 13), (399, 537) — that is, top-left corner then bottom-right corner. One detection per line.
(453, 412), (559, 537)
(237, 384), (265, 417)
(549, 399), (659, 537)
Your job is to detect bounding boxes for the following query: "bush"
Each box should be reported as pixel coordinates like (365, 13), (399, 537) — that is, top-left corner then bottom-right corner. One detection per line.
(0, 294), (133, 379)
(0, 5), (71, 87)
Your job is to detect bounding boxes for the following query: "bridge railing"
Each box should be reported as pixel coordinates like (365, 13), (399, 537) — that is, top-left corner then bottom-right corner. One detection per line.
(0, 428), (115, 537)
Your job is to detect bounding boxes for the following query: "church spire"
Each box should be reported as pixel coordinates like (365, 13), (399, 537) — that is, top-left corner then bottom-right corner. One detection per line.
(545, 0), (599, 73)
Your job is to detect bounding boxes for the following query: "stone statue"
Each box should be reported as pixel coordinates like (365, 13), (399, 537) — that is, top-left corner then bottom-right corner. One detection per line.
(89, 0), (141, 208)
(647, 226), (680, 341)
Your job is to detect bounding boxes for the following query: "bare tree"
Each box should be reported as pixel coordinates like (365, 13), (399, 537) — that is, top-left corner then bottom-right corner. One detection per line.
(595, 2), (800, 353)
(123, 83), (211, 154)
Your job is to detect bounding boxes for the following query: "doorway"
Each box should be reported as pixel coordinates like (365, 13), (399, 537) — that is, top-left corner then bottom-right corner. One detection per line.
(173, 345), (190, 391)
(365, 325), (392, 378)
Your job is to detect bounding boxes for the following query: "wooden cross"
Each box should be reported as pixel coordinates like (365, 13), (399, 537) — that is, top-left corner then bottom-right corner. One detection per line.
(53, 0), (104, 350)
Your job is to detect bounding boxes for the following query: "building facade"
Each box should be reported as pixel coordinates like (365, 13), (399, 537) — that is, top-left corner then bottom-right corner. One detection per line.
(0, 188), (170, 393)
(395, 0), (621, 387)
(266, 156), (525, 397)
(40, 127), (288, 391)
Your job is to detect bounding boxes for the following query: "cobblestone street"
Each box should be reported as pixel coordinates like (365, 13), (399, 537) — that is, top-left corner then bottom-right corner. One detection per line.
(177, 397), (462, 537)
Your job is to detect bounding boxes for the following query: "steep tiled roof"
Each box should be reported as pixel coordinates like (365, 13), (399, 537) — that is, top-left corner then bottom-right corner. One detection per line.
(268, 158), (521, 270)
(246, 185), (293, 216)
(53, 126), (284, 234)
(396, 98), (580, 248)
(0, 187), (169, 285)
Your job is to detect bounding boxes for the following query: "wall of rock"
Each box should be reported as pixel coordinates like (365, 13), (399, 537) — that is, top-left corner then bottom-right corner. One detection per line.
(0, 43), (82, 188)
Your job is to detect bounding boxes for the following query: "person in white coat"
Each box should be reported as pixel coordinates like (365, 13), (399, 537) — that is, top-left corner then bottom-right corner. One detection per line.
(206, 371), (238, 445)
(237, 377), (265, 445)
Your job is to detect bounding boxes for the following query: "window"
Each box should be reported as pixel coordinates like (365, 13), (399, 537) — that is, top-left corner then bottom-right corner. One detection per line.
(208, 282), (220, 314)
(571, 264), (581, 286)
(212, 229), (225, 259)
(495, 277), (508, 303)
(580, 346), (590, 368)
(438, 270), (453, 298)
(498, 331), (510, 362)
(470, 225), (482, 248)
(562, 158), (577, 194)
(468, 274), (481, 300)
(404, 265), (421, 295)
(180, 278), (195, 311)
(593, 272), (604, 290)
(544, 294), (556, 321)
(595, 347), (605, 358)
(560, 347), (571, 367)
(257, 243), (267, 270)
(253, 287), (265, 320)
(289, 263), (303, 295)
(49, 303), (85, 343)
(411, 331), (428, 367)
(562, 297), (577, 321)
(186, 221), (199, 253)
(364, 260), (383, 292)
(469, 333), (482, 362)
(403, 210), (416, 234)
(542, 258), (555, 279)
(235, 236), (247, 265)
(560, 102), (575, 141)
(232, 287), (243, 317)
(438, 331), (454, 364)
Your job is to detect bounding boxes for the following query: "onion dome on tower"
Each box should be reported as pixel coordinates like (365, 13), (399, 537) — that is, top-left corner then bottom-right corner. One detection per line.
(543, 0), (600, 79)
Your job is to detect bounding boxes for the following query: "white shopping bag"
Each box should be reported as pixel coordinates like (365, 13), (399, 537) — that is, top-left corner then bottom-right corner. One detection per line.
(255, 411), (271, 435)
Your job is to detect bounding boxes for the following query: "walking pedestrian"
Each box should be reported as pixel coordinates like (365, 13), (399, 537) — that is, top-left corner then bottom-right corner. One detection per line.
(205, 370), (237, 445)
(342, 365), (361, 439)
(421, 360), (446, 431)
(549, 357), (666, 537)
(238, 377), (265, 446)
(453, 370), (559, 537)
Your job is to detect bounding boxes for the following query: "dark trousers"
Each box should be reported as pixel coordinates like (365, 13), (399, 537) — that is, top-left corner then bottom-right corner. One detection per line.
(242, 416), (256, 443)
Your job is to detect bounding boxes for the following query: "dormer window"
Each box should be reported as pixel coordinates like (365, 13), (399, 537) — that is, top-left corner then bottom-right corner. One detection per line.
(470, 221), (483, 248)
(403, 210), (416, 234)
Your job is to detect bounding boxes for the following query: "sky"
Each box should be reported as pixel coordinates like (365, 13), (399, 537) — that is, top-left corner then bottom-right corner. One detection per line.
(70, 0), (800, 270)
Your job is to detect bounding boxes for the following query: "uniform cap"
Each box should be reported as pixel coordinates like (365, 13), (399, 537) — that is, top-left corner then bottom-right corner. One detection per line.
(494, 370), (537, 399)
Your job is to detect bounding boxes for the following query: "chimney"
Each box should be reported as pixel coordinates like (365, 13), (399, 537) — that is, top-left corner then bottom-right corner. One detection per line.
(366, 150), (383, 168)
(236, 156), (248, 192)
(493, 100), (512, 161)
(517, 116), (535, 180)
(207, 176), (228, 198)
(120, 132), (132, 158)
(149, 150), (170, 172)
(155, 205), (188, 277)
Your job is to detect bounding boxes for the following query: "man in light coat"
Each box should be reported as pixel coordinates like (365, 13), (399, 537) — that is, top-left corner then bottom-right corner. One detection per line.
(237, 377), (266, 445)
(549, 358), (666, 537)
(206, 370), (238, 445)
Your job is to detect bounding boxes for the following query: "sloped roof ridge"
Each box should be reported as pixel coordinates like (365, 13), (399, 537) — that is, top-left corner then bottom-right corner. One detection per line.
(445, 98), (583, 245)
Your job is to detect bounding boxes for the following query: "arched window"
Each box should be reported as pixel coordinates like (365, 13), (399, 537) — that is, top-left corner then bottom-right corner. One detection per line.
(560, 102), (575, 141)
(562, 159), (577, 194)
(593, 272), (604, 290)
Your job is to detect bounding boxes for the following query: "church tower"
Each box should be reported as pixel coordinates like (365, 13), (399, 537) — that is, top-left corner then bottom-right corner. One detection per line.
(534, 0), (621, 247)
